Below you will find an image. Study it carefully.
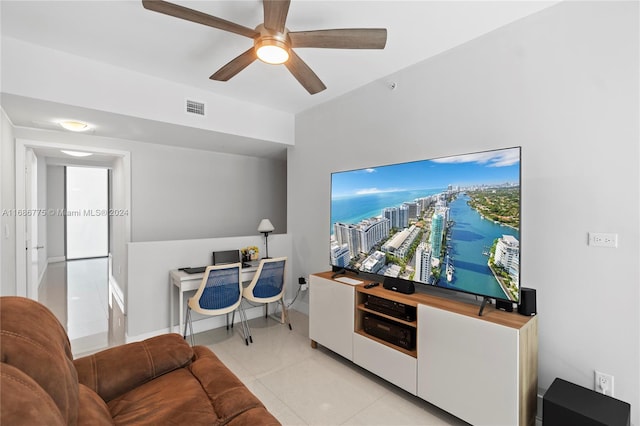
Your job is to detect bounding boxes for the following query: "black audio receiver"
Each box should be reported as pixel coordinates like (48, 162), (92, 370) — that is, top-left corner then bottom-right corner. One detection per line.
(364, 294), (416, 322)
(363, 314), (415, 350)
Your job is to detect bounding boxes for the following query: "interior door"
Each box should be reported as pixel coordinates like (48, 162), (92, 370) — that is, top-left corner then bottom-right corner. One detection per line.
(25, 149), (39, 298)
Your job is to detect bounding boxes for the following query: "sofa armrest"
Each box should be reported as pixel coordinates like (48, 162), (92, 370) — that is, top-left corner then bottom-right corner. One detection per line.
(74, 333), (193, 402)
(188, 346), (281, 425)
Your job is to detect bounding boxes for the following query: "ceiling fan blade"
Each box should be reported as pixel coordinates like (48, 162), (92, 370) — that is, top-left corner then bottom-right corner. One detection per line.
(285, 50), (326, 95)
(263, 0), (290, 33)
(289, 28), (387, 49)
(142, 0), (259, 39)
(210, 48), (257, 81)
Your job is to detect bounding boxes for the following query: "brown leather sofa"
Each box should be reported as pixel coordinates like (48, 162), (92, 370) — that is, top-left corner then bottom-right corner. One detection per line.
(0, 296), (280, 425)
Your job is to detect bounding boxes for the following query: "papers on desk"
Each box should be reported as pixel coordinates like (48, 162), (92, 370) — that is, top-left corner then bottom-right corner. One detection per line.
(335, 277), (363, 285)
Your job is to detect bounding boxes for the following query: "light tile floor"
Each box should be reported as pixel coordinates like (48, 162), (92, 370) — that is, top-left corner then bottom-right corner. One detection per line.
(39, 257), (123, 357)
(192, 310), (469, 426)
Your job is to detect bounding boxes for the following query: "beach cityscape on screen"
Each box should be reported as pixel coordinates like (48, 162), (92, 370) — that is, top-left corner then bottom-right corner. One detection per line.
(330, 147), (521, 302)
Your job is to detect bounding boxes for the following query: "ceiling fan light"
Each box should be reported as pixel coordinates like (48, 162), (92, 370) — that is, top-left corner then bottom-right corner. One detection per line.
(255, 39), (289, 65)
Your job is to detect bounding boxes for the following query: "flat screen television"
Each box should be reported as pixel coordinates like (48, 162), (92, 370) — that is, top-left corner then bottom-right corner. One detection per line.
(330, 146), (521, 303)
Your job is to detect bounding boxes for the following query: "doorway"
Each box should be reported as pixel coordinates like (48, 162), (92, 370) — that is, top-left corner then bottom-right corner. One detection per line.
(15, 139), (131, 302)
(15, 139), (131, 354)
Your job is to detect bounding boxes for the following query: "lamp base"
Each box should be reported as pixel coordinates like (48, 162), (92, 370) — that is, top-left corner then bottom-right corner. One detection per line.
(262, 232), (271, 260)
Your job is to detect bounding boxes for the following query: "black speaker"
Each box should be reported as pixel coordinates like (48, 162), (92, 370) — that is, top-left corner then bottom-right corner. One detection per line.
(383, 277), (415, 294)
(518, 287), (536, 316)
(543, 378), (630, 426)
(496, 299), (514, 312)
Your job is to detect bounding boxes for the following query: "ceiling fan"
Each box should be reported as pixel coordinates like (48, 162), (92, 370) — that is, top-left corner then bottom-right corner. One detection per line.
(142, 0), (387, 94)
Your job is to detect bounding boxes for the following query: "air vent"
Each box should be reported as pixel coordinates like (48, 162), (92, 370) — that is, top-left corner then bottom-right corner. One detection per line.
(186, 99), (205, 116)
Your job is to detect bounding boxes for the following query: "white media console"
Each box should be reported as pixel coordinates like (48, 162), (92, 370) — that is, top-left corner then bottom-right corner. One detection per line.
(309, 272), (538, 426)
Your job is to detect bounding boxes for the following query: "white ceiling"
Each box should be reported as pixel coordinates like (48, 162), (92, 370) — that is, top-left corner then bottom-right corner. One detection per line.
(1, 0), (557, 158)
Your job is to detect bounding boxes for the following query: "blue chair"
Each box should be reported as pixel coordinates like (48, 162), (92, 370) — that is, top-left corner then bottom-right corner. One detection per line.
(241, 257), (291, 343)
(183, 262), (251, 345)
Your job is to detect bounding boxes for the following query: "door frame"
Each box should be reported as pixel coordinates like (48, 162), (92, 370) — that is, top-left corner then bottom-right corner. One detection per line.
(15, 139), (131, 299)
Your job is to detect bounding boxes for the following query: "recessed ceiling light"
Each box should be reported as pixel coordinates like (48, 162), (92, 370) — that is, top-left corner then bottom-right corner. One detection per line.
(61, 150), (93, 157)
(58, 120), (91, 132)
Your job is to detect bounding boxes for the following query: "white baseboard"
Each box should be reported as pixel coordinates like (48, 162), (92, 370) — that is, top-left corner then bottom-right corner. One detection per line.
(48, 256), (66, 264)
(537, 393), (544, 424)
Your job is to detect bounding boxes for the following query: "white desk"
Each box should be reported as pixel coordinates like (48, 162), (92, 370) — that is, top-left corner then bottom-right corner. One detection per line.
(169, 261), (259, 334)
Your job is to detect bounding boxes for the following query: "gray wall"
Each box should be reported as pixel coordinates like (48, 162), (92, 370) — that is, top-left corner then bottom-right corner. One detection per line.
(289, 1), (638, 422)
(12, 128), (288, 243)
(130, 142), (287, 242)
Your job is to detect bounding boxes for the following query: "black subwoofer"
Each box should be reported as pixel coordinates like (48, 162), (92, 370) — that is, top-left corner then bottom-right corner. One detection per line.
(543, 378), (630, 426)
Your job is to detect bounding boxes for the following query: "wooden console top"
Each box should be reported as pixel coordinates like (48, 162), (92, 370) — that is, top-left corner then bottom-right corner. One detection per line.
(314, 271), (535, 330)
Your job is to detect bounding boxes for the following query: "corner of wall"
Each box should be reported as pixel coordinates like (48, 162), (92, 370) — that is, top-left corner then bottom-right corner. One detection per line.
(1, 107), (17, 295)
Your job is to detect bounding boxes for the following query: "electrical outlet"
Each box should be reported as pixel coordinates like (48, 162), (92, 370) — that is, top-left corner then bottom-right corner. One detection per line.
(300, 283), (308, 292)
(588, 232), (618, 248)
(595, 371), (614, 396)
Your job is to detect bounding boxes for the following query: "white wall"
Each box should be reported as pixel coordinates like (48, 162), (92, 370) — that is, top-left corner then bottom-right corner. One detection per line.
(2, 37), (294, 145)
(36, 152), (47, 279)
(109, 156), (128, 301)
(290, 1), (639, 422)
(1, 109), (16, 295)
(46, 165), (65, 261)
(127, 233), (293, 338)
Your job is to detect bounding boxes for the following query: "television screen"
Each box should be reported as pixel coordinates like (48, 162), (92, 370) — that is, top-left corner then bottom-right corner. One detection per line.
(330, 147), (521, 302)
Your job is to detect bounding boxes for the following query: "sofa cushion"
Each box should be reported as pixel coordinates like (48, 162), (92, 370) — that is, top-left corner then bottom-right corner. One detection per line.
(0, 296), (78, 425)
(108, 367), (217, 424)
(107, 346), (280, 425)
(78, 384), (114, 425)
(74, 333), (194, 402)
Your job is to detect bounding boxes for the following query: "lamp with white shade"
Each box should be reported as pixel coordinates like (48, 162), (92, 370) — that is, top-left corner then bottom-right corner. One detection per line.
(258, 219), (275, 259)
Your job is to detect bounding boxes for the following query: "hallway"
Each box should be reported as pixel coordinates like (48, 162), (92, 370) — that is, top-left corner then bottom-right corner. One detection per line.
(38, 257), (125, 357)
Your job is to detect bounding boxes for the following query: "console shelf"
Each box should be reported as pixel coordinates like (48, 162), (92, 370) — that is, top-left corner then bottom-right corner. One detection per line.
(353, 329), (417, 358)
(355, 286), (417, 357)
(355, 304), (417, 328)
(309, 271), (538, 426)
